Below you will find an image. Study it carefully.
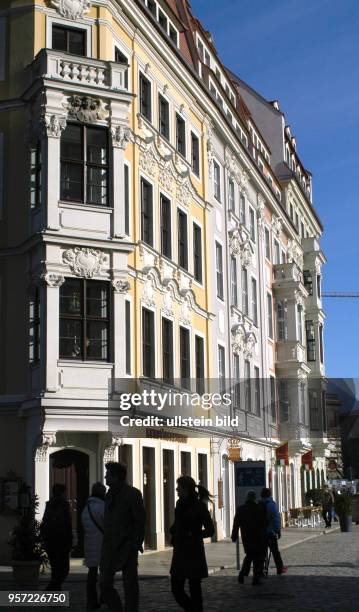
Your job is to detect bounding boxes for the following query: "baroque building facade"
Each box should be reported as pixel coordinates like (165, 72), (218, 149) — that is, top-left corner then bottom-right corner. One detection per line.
(0, 0), (328, 558)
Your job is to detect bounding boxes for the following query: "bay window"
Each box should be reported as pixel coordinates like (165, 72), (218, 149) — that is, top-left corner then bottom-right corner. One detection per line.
(60, 279), (110, 361)
(60, 124), (108, 206)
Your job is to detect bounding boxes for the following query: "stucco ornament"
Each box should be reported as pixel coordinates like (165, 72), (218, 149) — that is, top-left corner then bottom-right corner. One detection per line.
(232, 323), (245, 355)
(142, 276), (155, 308)
(179, 296), (191, 325)
(287, 239), (303, 268)
(176, 180), (191, 208)
(162, 288), (174, 317)
(139, 148), (157, 177)
(111, 125), (132, 149)
(62, 248), (106, 278)
(42, 273), (65, 287)
(50, 0), (91, 20)
(35, 432), (57, 462)
(112, 279), (130, 293)
(68, 95), (108, 122)
(43, 114), (67, 138)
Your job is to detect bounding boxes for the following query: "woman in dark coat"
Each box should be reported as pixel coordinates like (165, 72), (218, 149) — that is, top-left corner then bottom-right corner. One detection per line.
(170, 476), (215, 612)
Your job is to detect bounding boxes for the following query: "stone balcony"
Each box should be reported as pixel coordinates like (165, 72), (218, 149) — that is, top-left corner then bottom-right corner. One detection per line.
(276, 340), (310, 372)
(273, 262), (303, 287)
(31, 49), (128, 92)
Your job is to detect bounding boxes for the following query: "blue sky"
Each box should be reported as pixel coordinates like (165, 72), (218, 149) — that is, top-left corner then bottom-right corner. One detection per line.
(192, 0), (359, 379)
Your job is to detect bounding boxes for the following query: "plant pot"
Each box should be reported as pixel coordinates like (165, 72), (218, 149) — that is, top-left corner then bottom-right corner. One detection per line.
(338, 515), (352, 533)
(11, 560), (41, 588)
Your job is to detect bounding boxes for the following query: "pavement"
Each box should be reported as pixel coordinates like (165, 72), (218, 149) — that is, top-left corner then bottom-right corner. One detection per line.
(2, 524), (359, 611)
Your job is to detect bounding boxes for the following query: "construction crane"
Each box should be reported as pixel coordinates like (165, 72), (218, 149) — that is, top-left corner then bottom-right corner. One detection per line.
(322, 292), (359, 298)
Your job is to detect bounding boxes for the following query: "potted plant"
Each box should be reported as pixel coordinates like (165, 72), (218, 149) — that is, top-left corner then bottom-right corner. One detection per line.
(334, 491), (353, 533)
(8, 491), (47, 588)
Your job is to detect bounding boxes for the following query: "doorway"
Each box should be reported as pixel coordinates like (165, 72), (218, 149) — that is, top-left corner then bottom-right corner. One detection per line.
(142, 447), (156, 549)
(50, 449), (89, 557)
(163, 449), (175, 546)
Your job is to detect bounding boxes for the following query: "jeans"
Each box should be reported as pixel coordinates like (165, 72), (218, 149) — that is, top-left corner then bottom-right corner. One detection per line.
(100, 550), (139, 612)
(267, 535), (284, 572)
(171, 577), (203, 612)
(322, 508), (332, 527)
(45, 547), (70, 590)
(87, 566), (99, 609)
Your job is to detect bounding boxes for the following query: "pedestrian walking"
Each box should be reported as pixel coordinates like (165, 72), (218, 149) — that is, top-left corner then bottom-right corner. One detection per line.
(321, 484), (334, 528)
(40, 483), (72, 590)
(170, 476), (215, 612)
(81, 482), (106, 610)
(231, 490), (267, 585)
(100, 462), (145, 612)
(260, 487), (288, 575)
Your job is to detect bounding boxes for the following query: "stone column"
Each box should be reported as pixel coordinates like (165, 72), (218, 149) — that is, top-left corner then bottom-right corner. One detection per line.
(110, 100), (131, 238)
(42, 273), (64, 393)
(34, 432), (57, 517)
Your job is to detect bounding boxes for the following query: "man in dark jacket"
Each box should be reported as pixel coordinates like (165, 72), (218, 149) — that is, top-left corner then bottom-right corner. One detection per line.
(260, 487), (287, 575)
(321, 485), (334, 528)
(40, 483), (72, 590)
(100, 462), (145, 612)
(231, 490), (267, 585)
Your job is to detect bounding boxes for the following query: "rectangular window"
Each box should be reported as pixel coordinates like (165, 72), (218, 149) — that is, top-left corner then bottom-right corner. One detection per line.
(198, 453), (208, 488)
(233, 354), (240, 408)
(249, 207), (256, 242)
(193, 224), (202, 283)
(124, 164), (129, 235)
(158, 9), (168, 31)
(242, 268), (248, 315)
(306, 320), (316, 361)
(29, 288), (40, 363)
(125, 300), (131, 374)
(264, 227), (270, 260)
(319, 324), (324, 363)
(309, 389), (320, 430)
(317, 275), (322, 298)
(52, 25), (86, 55)
(251, 278), (258, 326)
(230, 257), (238, 306)
(160, 194), (171, 258)
(139, 73), (152, 121)
(178, 210), (188, 270)
(195, 335), (205, 394)
(244, 359), (251, 412)
(158, 94), (170, 140)
(228, 180), (235, 211)
(213, 161), (221, 201)
(254, 366), (260, 416)
(270, 376), (276, 422)
(274, 240), (280, 265)
(30, 143), (42, 209)
(218, 345), (226, 394)
(115, 47), (129, 89)
(169, 24), (178, 45)
(303, 270), (313, 295)
(279, 380), (289, 422)
(191, 132), (200, 176)
(142, 308), (155, 377)
(60, 279), (110, 361)
(61, 124), (109, 206)
(162, 318), (174, 384)
(297, 304), (303, 344)
(141, 178), (153, 246)
(176, 114), (186, 156)
(216, 242), (224, 300)
(277, 300), (287, 340)
(180, 326), (190, 389)
(147, 0), (157, 16)
(240, 193), (246, 225)
(267, 293), (273, 338)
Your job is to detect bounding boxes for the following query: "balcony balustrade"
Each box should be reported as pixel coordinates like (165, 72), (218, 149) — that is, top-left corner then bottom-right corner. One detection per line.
(31, 49), (128, 91)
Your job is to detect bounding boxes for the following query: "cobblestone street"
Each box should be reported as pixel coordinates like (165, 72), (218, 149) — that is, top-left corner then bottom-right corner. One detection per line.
(2, 527), (359, 611)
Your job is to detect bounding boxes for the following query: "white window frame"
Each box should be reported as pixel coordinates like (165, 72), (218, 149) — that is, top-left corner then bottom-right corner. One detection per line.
(46, 16), (92, 56)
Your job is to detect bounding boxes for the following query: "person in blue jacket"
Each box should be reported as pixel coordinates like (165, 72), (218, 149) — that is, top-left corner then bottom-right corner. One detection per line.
(260, 488), (288, 575)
